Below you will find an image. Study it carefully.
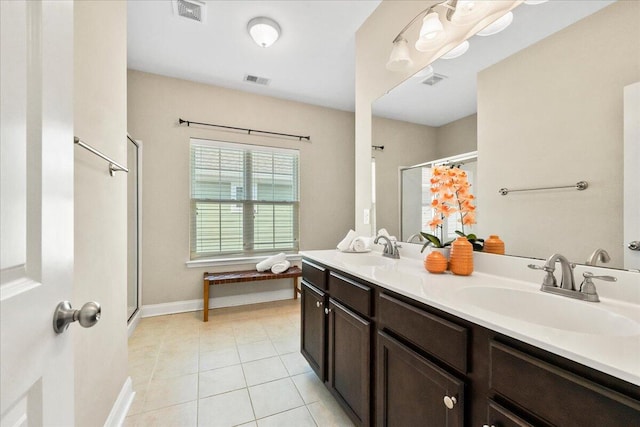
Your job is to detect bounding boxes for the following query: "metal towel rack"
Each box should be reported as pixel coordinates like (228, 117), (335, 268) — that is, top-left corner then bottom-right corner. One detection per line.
(498, 181), (588, 196)
(74, 136), (128, 176)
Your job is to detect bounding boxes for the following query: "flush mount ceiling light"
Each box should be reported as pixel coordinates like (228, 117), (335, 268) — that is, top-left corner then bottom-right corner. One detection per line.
(440, 40), (469, 59)
(476, 11), (514, 36)
(247, 17), (281, 48)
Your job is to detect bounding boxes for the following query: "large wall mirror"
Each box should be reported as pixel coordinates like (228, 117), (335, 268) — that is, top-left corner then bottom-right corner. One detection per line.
(371, 0), (639, 271)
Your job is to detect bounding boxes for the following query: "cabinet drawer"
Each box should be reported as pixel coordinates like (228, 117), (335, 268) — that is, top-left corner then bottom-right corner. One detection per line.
(302, 259), (328, 291)
(379, 293), (468, 374)
(490, 341), (640, 426)
(328, 272), (372, 317)
(487, 399), (536, 427)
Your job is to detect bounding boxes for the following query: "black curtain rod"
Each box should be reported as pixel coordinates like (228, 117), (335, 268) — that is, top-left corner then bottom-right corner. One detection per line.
(178, 118), (311, 142)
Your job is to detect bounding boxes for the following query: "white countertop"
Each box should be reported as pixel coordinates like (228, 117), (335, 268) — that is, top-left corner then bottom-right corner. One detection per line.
(300, 248), (640, 386)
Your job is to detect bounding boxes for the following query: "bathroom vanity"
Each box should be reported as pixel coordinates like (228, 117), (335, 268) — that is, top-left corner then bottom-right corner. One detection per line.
(299, 250), (640, 427)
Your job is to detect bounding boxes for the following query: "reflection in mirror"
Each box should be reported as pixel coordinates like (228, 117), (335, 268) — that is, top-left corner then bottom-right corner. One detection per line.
(400, 152), (477, 243)
(371, 0), (639, 271)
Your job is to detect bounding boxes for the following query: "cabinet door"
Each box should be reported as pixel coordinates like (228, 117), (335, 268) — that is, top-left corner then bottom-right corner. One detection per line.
(377, 331), (465, 427)
(327, 298), (371, 427)
(301, 280), (326, 380)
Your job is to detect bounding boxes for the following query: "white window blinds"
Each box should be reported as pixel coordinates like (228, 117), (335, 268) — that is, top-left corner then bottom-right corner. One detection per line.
(190, 138), (299, 259)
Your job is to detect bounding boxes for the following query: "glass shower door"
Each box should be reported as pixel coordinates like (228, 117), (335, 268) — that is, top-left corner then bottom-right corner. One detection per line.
(127, 135), (139, 321)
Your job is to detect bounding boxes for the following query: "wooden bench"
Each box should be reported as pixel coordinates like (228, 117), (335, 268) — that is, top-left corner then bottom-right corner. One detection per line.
(202, 266), (302, 322)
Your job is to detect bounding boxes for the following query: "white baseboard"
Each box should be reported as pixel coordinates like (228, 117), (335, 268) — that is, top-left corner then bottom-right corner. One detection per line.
(104, 377), (135, 427)
(127, 310), (141, 337)
(141, 283), (296, 318)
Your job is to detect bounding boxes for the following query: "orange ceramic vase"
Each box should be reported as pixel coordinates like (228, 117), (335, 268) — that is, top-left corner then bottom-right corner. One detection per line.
(450, 237), (474, 276)
(484, 235), (505, 255)
(425, 251), (448, 274)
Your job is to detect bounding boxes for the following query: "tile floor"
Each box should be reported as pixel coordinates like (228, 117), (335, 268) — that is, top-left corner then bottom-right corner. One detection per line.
(125, 299), (355, 427)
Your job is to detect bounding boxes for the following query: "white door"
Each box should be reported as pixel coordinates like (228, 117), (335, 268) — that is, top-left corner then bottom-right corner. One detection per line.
(1, 1), (75, 425)
(624, 82), (640, 271)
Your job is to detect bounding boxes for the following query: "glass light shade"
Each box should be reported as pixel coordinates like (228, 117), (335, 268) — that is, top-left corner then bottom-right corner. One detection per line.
(415, 12), (445, 52)
(451, 0), (488, 25)
(247, 17), (281, 48)
(419, 12), (444, 41)
(440, 40), (470, 59)
(477, 11), (514, 36)
(386, 38), (413, 71)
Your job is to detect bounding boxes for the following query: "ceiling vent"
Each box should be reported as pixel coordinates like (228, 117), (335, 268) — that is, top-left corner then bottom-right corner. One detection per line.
(421, 73), (447, 86)
(173, 0), (206, 23)
(244, 74), (271, 86)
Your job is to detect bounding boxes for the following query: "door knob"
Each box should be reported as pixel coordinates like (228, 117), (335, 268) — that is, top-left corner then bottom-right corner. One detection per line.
(628, 241), (640, 251)
(53, 301), (101, 334)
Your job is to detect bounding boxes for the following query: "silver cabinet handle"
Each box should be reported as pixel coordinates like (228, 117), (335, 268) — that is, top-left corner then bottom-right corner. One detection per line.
(443, 395), (457, 410)
(628, 241), (640, 251)
(53, 301), (101, 334)
(324, 307), (331, 315)
(316, 301), (323, 308)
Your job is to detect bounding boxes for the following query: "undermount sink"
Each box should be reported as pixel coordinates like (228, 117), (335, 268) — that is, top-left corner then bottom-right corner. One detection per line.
(456, 286), (640, 336)
(335, 252), (395, 267)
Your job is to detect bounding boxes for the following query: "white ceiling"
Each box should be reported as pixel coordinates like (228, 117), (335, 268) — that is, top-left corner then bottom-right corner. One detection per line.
(127, 0), (382, 112)
(372, 0), (616, 127)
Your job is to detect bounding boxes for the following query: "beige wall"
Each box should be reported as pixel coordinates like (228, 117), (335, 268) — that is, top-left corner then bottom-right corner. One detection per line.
(436, 114), (477, 159)
(127, 70), (356, 305)
(372, 117), (437, 237)
(477, 1), (640, 267)
(74, 1), (129, 426)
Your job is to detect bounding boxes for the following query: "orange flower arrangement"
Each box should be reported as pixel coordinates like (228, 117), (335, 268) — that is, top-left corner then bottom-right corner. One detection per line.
(421, 166), (483, 251)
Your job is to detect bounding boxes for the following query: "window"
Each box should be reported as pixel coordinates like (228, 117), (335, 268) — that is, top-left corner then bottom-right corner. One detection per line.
(190, 138), (299, 259)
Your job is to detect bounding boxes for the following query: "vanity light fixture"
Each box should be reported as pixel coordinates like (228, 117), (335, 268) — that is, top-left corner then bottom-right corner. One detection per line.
(386, 0), (548, 72)
(247, 17), (281, 48)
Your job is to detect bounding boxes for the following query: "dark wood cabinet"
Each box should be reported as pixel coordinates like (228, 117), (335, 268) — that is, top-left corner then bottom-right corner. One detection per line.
(327, 298), (372, 427)
(300, 280), (326, 380)
(300, 257), (640, 427)
(377, 331), (464, 427)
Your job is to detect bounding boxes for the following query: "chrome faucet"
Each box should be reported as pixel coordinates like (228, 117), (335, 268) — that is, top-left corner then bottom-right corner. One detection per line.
(544, 253), (576, 291)
(407, 233), (425, 244)
(374, 235), (401, 259)
(586, 248), (611, 266)
(528, 253), (616, 302)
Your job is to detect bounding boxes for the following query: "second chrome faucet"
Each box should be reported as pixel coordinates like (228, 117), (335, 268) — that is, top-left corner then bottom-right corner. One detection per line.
(528, 253), (616, 302)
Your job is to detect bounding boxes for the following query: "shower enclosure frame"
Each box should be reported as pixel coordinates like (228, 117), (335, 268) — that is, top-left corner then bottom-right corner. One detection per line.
(127, 135), (143, 333)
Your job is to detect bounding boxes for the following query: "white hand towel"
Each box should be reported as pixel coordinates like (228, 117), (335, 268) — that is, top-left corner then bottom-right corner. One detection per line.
(271, 260), (291, 274)
(256, 252), (287, 272)
(337, 229), (357, 252)
(349, 237), (372, 252)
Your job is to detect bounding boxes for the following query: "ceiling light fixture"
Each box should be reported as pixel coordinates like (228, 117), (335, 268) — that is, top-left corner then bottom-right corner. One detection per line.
(247, 17), (281, 48)
(476, 11), (514, 36)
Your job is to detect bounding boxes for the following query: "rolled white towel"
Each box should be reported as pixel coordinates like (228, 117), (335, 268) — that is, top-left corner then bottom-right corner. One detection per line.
(271, 260), (291, 274)
(337, 229), (357, 252)
(376, 228), (397, 242)
(349, 237), (372, 252)
(256, 252), (287, 272)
